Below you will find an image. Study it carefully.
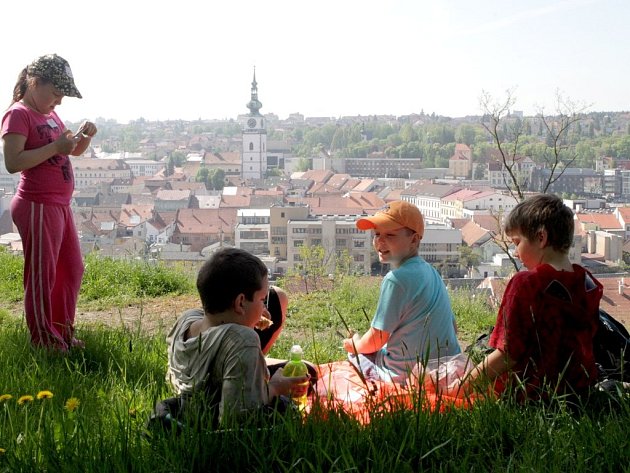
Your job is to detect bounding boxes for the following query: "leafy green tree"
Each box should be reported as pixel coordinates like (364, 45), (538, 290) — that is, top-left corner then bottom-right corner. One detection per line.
(209, 169), (226, 190)
(330, 127), (347, 153)
(170, 150), (187, 166)
(612, 135), (630, 158)
(400, 124), (417, 143)
(459, 245), (481, 275)
(195, 168), (210, 188)
(473, 163), (486, 180)
(295, 157), (311, 172)
(165, 155), (175, 177)
(455, 124), (477, 146)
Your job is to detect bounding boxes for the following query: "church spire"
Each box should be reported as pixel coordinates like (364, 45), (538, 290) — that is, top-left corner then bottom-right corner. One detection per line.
(246, 67), (263, 116)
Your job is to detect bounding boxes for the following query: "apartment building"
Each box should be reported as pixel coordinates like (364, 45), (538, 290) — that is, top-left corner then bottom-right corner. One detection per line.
(418, 224), (462, 277)
(286, 216), (372, 275)
(401, 183), (461, 224)
(73, 158), (132, 190)
(125, 159), (164, 178)
(235, 208), (271, 255)
(269, 204), (310, 259)
(332, 157), (422, 179)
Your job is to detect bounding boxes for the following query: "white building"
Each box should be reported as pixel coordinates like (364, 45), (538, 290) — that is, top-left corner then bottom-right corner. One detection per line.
(73, 158), (132, 190)
(419, 224), (462, 277)
(125, 159), (164, 178)
(235, 208), (271, 255)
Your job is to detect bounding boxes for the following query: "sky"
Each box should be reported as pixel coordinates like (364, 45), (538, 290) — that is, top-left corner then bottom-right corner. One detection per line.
(2, 0), (628, 124)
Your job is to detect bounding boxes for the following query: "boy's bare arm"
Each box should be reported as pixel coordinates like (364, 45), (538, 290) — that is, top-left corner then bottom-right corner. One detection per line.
(343, 327), (390, 354)
(445, 349), (513, 397)
(472, 349), (513, 381)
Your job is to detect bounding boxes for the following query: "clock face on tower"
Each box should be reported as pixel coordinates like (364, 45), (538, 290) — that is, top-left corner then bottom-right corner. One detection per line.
(247, 118), (257, 128)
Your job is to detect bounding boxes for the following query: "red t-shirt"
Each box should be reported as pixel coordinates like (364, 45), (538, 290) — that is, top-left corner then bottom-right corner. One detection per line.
(489, 264), (603, 400)
(1, 102), (74, 205)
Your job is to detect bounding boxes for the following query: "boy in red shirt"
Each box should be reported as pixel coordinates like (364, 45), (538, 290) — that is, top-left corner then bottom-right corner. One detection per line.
(449, 194), (603, 401)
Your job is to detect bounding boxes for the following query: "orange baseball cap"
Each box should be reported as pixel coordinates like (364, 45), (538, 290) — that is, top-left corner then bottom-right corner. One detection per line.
(356, 201), (424, 237)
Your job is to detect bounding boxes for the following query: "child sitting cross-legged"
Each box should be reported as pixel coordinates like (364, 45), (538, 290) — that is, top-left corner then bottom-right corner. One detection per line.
(444, 194), (603, 403)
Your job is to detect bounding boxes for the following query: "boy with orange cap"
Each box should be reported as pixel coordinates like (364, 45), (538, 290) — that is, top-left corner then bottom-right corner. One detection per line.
(343, 200), (461, 383)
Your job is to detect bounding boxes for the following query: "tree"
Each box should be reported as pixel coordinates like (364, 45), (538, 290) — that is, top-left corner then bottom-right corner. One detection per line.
(458, 245), (481, 275)
(295, 157), (311, 172)
(455, 124), (477, 146)
(165, 155), (175, 177)
(473, 163), (486, 180)
(480, 88), (588, 201)
(289, 245), (353, 293)
(195, 167), (209, 188)
(400, 123), (417, 143)
(209, 169), (225, 190)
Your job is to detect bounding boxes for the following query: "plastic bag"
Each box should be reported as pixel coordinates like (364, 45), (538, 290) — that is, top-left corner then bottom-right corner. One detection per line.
(413, 353), (475, 392)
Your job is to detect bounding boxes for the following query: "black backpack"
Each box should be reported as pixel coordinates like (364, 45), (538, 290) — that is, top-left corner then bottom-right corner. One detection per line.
(593, 309), (630, 382)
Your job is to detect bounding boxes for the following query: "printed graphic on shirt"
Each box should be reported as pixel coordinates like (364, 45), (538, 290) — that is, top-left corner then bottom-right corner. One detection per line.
(35, 122), (72, 183)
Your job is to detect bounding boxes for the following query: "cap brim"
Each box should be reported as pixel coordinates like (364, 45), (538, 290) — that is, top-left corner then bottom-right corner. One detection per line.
(356, 215), (402, 231)
(67, 86), (82, 99)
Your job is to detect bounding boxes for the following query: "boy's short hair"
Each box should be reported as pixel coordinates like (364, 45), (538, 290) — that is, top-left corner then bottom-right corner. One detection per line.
(197, 247), (268, 315)
(504, 194), (574, 253)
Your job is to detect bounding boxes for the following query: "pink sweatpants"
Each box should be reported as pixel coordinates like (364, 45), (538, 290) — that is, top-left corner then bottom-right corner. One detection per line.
(11, 197), (84, 350)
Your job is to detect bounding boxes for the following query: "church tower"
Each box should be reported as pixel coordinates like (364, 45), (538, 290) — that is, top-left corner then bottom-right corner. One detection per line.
(241, 68), (267, 180)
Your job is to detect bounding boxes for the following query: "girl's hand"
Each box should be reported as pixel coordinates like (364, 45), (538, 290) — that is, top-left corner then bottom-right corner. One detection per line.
(55, 131), (79, 155)
(74, 120), (98, 138)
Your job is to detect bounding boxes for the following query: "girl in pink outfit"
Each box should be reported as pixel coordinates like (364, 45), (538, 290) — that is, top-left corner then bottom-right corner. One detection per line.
(1, 54), (97, 352)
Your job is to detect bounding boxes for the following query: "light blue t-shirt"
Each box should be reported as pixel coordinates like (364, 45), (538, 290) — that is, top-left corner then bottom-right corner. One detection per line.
(372, 256), (461, 382)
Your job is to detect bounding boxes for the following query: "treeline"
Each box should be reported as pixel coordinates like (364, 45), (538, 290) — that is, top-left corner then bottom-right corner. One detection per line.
(281, 113), (630, 170)
(71, 111), (630, 171)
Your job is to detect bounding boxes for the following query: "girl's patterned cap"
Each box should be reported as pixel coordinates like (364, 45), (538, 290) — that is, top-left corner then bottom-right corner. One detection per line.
(27, 54), (82, 99)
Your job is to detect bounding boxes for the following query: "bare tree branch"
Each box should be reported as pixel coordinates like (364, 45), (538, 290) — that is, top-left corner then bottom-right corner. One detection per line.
(479, 89), (589, 272)
(480, 88), (526, 202)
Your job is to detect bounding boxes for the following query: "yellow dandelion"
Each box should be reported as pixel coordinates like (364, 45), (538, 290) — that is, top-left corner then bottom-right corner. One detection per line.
(17, 395), (34, 405)
(0, 447), (5, 455)
(37, 390), (54, 400)
(64, 397), (80, 413)
(0, 394), (12, 403)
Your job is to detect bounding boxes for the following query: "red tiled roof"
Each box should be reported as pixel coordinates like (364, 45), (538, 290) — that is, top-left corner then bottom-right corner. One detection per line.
(220, 194), (251, 208)
(575, 213), (622, 230)
(598, 276), (630, 328)
(300, 169), (333, 184)
(615, 206), (630, 223)
(460, 220), (493, 246)
(119, 204), (154, 227)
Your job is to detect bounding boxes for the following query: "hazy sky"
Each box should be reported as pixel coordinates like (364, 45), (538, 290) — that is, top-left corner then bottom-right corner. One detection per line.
(2, 0), (628, 123)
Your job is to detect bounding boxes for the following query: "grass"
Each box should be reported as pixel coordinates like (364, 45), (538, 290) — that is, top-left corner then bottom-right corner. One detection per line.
(0, 252), (628, 472)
